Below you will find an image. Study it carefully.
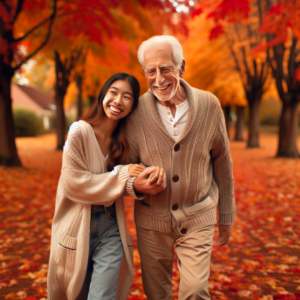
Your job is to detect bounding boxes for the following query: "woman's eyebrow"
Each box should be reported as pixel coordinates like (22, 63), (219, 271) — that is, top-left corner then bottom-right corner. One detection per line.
(124, 91), (133, 97)
(110, 86), (133, 97)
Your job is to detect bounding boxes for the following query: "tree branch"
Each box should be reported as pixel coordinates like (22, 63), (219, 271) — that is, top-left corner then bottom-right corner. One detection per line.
(274, 44), (290, 89)
(257, 0), (263, 26)
(240, 46), (252, 86)
(267, 46), (286, 102)
(14, 9), (74, 42)
(288, 36), (298, 85)
(12, 0), (57, 72)
(14, 16), (52, 42)
(13, 0), (24, 23)
(260, 62), (269, 86)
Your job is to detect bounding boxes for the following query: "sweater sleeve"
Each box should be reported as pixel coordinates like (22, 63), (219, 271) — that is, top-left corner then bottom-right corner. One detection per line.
(210, 99), (236, 225)
(123, 118), (145, 199)
(61, 122), (131, 205)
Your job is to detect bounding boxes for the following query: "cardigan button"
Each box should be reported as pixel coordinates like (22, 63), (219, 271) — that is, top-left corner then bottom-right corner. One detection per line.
(174, 144), (180, 151)
(181, 228), (187, 234)
(172, 175), (179, 182)
(172, 204), (179, 211)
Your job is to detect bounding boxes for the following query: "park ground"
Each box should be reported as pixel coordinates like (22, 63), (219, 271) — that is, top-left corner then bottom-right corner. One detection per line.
(0, 128), (300, 300)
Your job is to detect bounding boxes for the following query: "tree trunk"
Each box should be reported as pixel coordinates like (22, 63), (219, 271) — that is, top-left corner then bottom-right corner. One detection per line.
(54, 51), (68, 150)
(234, 106), (244, 141)
(276, 100), (300, 158)
(223, 106), (231, 138)
(88, 95), (96, 107)
(55, 89), (66, 150)
(247, 96), (261, 148)
(0, 67), (21, 166)
(0, 17), (21, 166)
(76, 74), (83, 120)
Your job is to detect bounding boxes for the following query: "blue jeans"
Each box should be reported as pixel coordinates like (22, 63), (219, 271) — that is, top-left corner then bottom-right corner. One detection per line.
(77, 208), (123, 300)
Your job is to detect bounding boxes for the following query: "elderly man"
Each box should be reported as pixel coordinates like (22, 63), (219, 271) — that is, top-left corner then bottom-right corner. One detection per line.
(125, 35), (236, 300)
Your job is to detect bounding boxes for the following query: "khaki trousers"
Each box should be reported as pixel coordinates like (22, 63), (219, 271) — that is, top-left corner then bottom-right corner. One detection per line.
(136, 225), (214, 300)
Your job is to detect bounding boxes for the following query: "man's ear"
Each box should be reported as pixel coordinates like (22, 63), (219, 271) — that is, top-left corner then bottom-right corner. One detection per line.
(180, 59), (185, 78)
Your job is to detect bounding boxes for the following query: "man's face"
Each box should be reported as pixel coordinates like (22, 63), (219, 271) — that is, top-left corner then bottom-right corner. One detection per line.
(143, 44), (182, 101)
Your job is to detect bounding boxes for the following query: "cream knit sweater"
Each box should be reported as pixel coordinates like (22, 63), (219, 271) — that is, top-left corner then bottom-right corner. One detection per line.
(125, 79), (236, 235)
(47, 121), (134, 300)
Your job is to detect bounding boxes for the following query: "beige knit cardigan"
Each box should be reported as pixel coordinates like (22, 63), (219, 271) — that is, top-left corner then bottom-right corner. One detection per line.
(47, 121), (134, 300)
(125, 79), (236, 235)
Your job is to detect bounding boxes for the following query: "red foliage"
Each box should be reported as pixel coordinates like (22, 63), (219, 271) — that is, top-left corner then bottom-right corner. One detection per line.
(1, 133), (299, 299)
(207, 0), (250, 24)
(259, 0), (300, 45)
(191, 7), (203, 19)
(209, 24), (225, 40)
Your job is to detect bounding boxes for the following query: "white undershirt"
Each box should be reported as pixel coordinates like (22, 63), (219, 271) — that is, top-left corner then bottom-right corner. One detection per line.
(156, 99), (189, 143)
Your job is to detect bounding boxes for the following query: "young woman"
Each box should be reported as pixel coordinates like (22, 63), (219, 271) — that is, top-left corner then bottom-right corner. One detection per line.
(47, 73), (151, 300)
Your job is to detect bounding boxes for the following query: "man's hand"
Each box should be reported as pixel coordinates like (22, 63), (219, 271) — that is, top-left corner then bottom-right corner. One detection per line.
(129, 164), (146, 177)
(134, 166), (166, 195)
(218, 224), (233, 247)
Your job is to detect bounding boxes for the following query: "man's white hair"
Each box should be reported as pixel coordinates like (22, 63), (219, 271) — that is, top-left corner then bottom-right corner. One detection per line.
(137, 35), (184, 69)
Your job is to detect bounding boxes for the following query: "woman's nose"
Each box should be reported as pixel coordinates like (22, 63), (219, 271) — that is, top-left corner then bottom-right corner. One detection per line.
(113, 95), (122, 105)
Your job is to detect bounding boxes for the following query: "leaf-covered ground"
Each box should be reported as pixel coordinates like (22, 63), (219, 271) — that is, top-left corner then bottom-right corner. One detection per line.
(0, 133), (299, 300)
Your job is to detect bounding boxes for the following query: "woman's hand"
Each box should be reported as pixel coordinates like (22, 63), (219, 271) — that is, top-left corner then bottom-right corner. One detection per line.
(129, 164), (146, 177)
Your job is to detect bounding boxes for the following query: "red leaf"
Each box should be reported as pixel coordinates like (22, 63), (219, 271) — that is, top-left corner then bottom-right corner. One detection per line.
(209, 25), (225, 40)
(191, 7), (203, 19)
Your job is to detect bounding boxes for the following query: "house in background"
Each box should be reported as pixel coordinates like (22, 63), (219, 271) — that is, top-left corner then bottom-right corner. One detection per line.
(11, 84), (56, 130)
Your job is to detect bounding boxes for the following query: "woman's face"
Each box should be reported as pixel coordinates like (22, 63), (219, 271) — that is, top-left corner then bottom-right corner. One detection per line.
(102, 80), (134, 121)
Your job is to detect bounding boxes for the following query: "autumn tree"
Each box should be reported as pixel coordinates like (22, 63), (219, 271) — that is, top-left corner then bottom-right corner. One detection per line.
(183, 14), (247, 138)
(0, 0), (57, 166)
(0, 0), (123, 161)
(256, 0), (300, 157)
(193, 0), (300, 156)
(1, 0), (188, 160)
(48, 3), (155, 149)
(201, 0), (271, 147)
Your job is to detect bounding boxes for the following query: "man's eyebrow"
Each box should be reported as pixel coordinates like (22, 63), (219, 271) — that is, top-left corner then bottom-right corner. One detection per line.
(144, 67), (156, 71)
(160, 64), (173, 68)
(110, 86), (133, 97)
(144, 64), (173, 71)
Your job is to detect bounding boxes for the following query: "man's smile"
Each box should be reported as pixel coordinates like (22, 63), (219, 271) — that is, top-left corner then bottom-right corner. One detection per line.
(154, 84), (171, 91)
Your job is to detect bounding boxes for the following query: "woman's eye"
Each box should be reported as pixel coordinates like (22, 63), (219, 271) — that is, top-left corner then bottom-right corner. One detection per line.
(110, 91), (116, 95)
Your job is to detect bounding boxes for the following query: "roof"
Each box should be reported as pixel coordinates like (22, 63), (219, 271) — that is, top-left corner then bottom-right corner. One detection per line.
(16, 84), (55, 110)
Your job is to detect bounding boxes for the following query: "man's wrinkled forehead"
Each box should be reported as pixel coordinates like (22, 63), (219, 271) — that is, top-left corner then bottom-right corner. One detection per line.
(144, 43), (174, 68)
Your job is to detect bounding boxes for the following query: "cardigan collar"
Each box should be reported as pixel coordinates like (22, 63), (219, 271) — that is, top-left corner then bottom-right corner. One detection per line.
(143, 79), (198, 145)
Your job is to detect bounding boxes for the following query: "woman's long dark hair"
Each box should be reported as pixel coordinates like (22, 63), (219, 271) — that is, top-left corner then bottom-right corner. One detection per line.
(80, 73), (140, 171)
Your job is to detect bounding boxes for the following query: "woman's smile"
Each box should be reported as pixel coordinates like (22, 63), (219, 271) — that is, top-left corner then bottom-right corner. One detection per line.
(108, 105), (123, 114)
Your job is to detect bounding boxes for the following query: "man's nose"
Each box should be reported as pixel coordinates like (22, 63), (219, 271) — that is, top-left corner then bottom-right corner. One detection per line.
(156, 71), (165, 85)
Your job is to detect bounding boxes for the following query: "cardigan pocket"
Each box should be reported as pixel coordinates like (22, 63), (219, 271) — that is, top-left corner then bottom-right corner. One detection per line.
(184, 196), (213, 216)
(55, 233), (78, 273)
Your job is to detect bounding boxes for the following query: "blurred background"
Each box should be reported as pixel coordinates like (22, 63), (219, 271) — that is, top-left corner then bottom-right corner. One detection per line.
(1, 1), (300, 299)
(0, 0), (299, 164)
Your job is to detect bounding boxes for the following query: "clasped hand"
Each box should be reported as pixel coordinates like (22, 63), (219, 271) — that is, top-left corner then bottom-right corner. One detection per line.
(129, 164), (166, 195)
